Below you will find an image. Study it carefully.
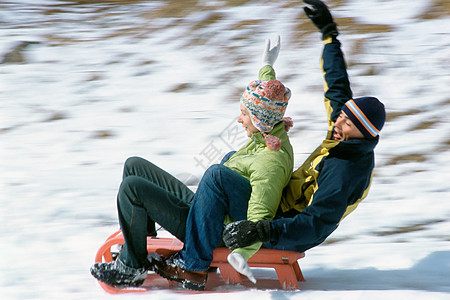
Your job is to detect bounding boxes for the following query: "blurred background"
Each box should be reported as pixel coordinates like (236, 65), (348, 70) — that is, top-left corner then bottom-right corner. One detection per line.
(0, 1), (449, 299)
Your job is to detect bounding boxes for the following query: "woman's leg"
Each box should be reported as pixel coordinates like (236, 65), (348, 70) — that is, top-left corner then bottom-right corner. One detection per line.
(174, 164), (251, 272)
(219, 151), (236, 165)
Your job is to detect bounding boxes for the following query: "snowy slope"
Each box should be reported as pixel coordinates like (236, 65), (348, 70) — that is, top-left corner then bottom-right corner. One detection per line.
(0, 0), (449, 299)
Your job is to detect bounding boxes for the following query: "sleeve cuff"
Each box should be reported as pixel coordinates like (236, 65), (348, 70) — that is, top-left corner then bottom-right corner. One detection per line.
(258, 65), (276, 81)
(323, 36), (333, 45)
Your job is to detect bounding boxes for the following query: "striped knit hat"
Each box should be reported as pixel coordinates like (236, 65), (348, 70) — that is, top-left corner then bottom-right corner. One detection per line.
(342, 97), (386, 139)
(241, 80), (292, 151)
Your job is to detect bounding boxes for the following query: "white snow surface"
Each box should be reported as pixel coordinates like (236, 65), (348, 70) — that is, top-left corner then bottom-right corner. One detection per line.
(0, 0), (449, 299)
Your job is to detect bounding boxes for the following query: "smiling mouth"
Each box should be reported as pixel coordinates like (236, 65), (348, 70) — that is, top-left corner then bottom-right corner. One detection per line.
(333, 130), (342, 140)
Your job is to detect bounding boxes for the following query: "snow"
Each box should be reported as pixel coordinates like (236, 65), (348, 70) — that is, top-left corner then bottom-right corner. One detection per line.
(0, 0), (449, 299)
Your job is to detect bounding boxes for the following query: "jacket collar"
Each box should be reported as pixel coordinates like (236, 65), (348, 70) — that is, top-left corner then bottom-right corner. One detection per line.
(251, 121), (287, 143)
(330, 136), (379, 159)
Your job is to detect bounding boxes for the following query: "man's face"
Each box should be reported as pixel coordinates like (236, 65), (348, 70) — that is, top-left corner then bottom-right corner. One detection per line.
(333, 111), (364, 141)
(238, 104), (259, 137)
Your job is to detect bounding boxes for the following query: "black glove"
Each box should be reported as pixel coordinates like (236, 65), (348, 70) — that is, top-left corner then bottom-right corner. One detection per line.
(303, 0), (338, 40)
(222, 220), (271, 251)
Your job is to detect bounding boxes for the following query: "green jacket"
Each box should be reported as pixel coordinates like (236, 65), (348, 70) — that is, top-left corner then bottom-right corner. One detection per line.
(223, 65), (293, 260)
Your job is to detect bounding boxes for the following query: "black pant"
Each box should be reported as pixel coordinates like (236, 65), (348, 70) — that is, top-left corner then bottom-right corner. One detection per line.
(117, 156), (194, 268)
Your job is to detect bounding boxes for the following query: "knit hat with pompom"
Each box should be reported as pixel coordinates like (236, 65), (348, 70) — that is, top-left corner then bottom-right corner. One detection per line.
(240, 80), (292, 151)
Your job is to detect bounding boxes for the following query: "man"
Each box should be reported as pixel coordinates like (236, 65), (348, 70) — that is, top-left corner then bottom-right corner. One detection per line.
(223, 0), (386, 254)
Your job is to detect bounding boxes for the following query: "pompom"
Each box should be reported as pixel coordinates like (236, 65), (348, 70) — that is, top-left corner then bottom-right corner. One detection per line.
(282, 117), (293, 132)
(263, 133), (282, 151)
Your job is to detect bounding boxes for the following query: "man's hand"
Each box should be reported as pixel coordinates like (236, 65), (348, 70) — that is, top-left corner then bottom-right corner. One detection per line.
(262, 35), (281, 67)
(222, 220), (271, 251)
(303, 0), (338, 40)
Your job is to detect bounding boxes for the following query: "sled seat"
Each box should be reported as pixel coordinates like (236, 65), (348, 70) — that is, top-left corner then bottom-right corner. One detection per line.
(211, 247), (305, 290)
(94, 230), (305, 290)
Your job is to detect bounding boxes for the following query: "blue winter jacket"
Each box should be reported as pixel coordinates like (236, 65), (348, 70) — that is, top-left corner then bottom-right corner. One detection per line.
(266, 36), (379, 252)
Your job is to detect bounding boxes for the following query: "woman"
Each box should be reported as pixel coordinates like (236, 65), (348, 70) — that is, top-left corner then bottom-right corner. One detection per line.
(90, 37), (294, 291)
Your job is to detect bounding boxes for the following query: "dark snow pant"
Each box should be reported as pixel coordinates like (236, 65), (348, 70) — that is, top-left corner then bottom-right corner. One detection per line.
(117, 153), (251, 270)
(117, 156), (194, 268)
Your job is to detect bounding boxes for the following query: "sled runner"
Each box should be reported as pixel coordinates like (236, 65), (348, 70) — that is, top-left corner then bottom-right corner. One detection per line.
(94, 230), (305, 293)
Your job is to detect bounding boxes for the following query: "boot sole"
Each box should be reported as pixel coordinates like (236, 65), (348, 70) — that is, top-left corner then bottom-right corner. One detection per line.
(182, 280), (205, 291)
(153, 268), (205, 291)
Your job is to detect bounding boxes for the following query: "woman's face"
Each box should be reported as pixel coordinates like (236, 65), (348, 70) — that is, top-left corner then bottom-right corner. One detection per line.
(238, 104), (259, 137)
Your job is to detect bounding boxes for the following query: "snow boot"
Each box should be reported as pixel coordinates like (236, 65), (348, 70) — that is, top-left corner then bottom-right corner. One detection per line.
(148, 252), (207, 291)
(90, 257), (147, 287)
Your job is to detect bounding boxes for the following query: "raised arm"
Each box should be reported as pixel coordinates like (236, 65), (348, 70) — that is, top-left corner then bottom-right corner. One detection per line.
(222, 0), (354, 252)
(304, 0), (352, 134)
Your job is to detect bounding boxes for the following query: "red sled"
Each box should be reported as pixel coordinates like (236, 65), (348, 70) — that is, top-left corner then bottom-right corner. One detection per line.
(94, 230), (306, 294)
